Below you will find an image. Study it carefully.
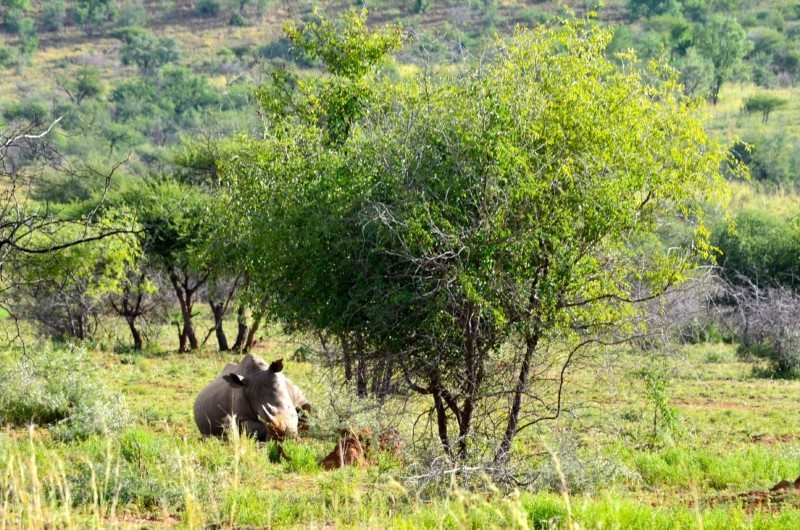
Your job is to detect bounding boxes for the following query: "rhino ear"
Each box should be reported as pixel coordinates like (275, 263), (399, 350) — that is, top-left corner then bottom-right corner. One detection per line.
(222, 373), (248, 388)
(269, 358), (284, 373)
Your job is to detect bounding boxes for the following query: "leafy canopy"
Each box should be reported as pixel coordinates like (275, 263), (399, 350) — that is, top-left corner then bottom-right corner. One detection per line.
(222, 19), (730, 350)
(219, 18), (732, 456)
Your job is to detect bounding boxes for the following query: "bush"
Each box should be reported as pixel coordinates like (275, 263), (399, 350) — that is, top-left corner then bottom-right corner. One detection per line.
(41, 0), (66, 31)
(0, 44), (15, 68)
(714, 210), (800, 290)
(118, 0), (148, 26)
(2, 100), (49, 124)
(741, 93), (788, 124)
(730, 134), (800, 187)
(732, 288), (800, 375)
(195, 0), (221, 17)
(0, 345), (130, 441)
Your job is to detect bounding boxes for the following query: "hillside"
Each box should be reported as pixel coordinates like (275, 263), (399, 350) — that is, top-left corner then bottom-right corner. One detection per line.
(1, 0), (799, 189)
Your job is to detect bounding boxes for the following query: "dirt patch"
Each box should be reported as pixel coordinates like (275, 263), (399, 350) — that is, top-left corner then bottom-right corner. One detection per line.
(674, 399), (750, 410)
(712, 475), (800, 513)
(749, 433), (795, 444)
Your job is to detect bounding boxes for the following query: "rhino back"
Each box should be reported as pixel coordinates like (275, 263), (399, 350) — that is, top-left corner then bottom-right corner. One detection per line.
(193, 376), (248, 436)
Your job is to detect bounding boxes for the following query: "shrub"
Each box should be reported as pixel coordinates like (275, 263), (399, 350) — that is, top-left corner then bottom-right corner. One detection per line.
(40, 0), (66, 31)
(729, 134), (800, 187)
(733, 288), (800, 375)
(229, 12), (245, 26)
(2, 100), (49, 124)
(716, 211), (800, 289)
(195, 0), (221, 17)
(741, 93), (788, 124)
(0, 44), (15, 68)
(0, 345), (130, 441)
(118, 0), (148, 25)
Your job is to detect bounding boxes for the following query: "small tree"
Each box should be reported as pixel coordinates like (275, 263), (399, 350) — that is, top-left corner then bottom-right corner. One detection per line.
(695, 15), (751, 105)
(677, 47), (714, 97)
(113, 27), (181, 75)
(12, 210), (140, 341)
(713, 211), (800, 375)
(741, 93), (788, 124)
(58, 66), (104, 105)
(73, 0), (117, 34)
(221, 17), (732, 465)
(40, 0), (66, 31)
(119, 180), (212, 352)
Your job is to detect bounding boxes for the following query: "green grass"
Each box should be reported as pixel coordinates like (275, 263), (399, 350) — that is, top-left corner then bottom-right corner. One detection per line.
(2, 335), (800, 528)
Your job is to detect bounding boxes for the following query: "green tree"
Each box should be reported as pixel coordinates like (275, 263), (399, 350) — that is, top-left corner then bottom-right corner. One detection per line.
(116, 180), (213, 352)
(40, 0), (66, 31)
(645, 14), (693, 61)
(73, 0), (117, 34)
(13, 209), (141, 341)
(676, 47), (713, 96)
(695, 15), (751, 104)
(741, 93), (788, 124)
(714, 211), (800, 292)
(627, 0), (681, 20)
(58, 66), (104, 105)
(114, 27), (181, 75)
(260, 8), (402, 146)
(220, 18), (731, 461)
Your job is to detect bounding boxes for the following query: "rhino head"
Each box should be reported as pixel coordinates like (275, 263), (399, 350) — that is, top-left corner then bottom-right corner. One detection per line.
(222, 358), (299, 440)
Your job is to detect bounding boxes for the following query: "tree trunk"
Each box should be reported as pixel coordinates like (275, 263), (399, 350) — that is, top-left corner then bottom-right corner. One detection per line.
(232, 304), (248, 351)
(457, 312), (483, 459)
(355, 332), (368, 397)
(710, 76), (722, 105)
(209, 298), (229, 351)
(495, 334), (539, 463)
(178, 323), (188, 352)
(169, 271), (199, 352)
(342, 334), (353, 382)
(127, 318), (143, 350)
(370, 357), (394, 397)
(244, 310), (263, 351)
(432, 381), (453, 458)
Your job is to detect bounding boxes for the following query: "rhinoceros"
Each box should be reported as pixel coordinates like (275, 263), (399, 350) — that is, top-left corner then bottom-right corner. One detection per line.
(193, 356), (300, 441)
(236, 353), (312, 430)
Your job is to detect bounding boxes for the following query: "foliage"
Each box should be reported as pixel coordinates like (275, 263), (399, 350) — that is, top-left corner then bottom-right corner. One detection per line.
(257, 8), (403, 145)
(221, 15), (731, 463)
(741, 92), (788, 123)
(676, 47), (714, 96)
(73, 0), (118, 34)
(40, 0), (66, 31)
(713, 210), (800, 291)
(114, 26), (182, 74)
(59, 66), (104, 105)
(0, 345), (130, 440)
(627, 0), (681, 21)
(195, 0), (221, 17)
(695, 15), (752, 104)
(730, 133), (800, 186)
(11, 209), (142, 341)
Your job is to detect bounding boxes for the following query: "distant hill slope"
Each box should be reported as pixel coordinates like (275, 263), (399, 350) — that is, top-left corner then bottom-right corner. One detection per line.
(0, 0), (798, 189)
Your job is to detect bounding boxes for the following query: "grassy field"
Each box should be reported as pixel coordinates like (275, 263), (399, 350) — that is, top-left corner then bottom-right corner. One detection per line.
(3, 330), (800, 528)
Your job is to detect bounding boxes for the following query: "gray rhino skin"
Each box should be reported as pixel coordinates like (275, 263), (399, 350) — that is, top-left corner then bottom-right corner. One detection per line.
(237, 354), (311, 411)
(193, 356), (299, 441)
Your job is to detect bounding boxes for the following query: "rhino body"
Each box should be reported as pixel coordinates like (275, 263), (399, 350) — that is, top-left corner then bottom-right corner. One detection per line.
(193, 355), (299, 441)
